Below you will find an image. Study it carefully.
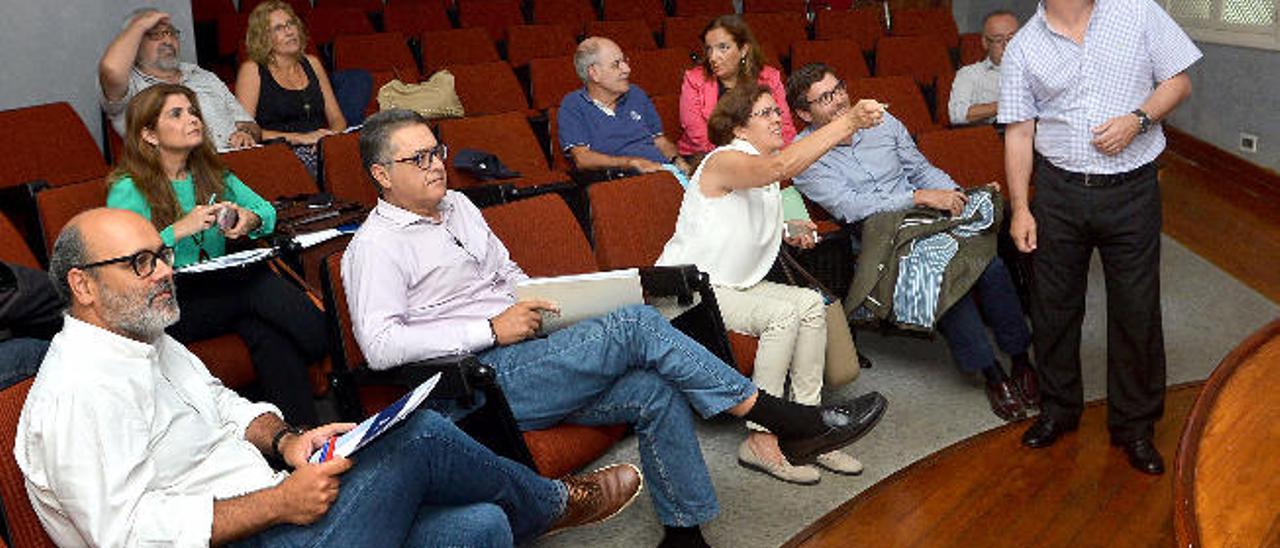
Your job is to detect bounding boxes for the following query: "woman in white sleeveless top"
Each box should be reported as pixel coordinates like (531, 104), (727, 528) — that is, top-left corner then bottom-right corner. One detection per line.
(657, 84), (883, 484)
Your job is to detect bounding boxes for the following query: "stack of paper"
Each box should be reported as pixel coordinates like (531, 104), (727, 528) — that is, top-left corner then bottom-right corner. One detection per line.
(176, 248), (275, 274)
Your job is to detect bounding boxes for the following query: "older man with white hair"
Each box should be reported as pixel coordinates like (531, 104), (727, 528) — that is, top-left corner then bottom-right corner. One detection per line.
(557, 37), (693, 176)
(99, 7), (261, 151)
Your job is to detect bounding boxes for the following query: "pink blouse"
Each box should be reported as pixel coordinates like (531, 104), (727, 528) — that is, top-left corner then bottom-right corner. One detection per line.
(676, 65), (796, 156)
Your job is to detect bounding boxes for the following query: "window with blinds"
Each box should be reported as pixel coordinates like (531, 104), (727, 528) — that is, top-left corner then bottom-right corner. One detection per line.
(1166, 0), (1279, 49)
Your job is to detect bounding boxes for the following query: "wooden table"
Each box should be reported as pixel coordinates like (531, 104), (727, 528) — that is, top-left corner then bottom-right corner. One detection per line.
(1174, 319), (1280, 548)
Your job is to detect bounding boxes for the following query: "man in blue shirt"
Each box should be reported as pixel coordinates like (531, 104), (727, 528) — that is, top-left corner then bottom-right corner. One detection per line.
(557, 37), (692, 176)
(786, 63), (1036, 424)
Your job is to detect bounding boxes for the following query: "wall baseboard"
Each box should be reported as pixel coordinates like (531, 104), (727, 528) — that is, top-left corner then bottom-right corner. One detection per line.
(1164, 125), (1280, 196)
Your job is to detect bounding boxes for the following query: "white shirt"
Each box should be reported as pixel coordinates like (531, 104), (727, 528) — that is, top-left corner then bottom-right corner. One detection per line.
(656, 139), (783, 289)
(948, 58), (1001, 125)
(14, 316), (286, 547)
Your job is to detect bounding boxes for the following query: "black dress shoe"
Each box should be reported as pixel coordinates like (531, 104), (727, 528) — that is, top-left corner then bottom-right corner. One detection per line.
(1021, 415), (1077, 448)
(780, 391), (887, 465)
(1113, 438), (1164, 475)
(1012, 364), (1040, 408)
(985, 379), (1028, 422)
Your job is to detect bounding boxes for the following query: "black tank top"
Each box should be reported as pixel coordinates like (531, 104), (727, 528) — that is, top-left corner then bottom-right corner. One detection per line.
(255, 58), (327, 134)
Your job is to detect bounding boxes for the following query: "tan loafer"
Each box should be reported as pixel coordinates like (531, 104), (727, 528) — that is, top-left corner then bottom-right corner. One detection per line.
(737, 440), (820, 485)
(815, 450), (864, 476)
(544, 463), (643, 537)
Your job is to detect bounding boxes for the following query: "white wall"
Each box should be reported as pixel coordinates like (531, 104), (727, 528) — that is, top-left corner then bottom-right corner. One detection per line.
(0, 0), (195, 153)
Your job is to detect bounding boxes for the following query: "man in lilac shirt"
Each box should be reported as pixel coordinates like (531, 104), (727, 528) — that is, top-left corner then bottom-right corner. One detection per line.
(340, 109), (887, 547)
(999, 0), (1200, 474)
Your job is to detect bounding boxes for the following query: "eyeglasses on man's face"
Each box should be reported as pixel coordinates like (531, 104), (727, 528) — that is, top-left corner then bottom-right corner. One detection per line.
(983, 34), (1014, 45)
(145, 27), (181, 41)
(807, 79), (848, 107)
(750, 106), (784, 119)
(76, 246), (175, 278)
(392, 144), (450, 170)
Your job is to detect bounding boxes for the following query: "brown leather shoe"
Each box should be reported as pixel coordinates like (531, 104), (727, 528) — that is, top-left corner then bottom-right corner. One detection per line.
(1012, 364), (1041, 408)
(544, 463), (643, 536)
(985, 379), (1027, 422)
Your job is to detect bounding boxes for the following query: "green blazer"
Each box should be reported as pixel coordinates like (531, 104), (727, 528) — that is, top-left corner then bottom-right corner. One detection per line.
(107, 172), (276, 267)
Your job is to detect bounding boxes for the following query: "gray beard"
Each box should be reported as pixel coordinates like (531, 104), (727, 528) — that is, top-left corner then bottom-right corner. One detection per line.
(152, 55), (180, 73)
(100, 278), (181, 341)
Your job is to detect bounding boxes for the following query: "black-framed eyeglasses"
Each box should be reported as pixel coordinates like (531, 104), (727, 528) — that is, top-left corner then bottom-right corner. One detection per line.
(750, 106), (784, 119)
(75, 246), (175, 278)
(391, 144), (449, 170)
(807, 80), (847, 107)
(145, 27), (181, 41)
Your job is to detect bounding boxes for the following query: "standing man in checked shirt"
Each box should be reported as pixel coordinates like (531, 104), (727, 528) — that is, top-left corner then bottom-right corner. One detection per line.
(999, 0), (1201, 475)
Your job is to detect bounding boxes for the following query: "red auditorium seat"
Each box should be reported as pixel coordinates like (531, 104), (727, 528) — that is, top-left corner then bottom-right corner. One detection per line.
(305, 6), (375, 46)
(422, 28), (502, 74)
(0, 103), (107, 190)
(532, 0), (599, 36)
(333, 33), (420, 83)
(604, 0), (667, 33)
(384, 2), (454, 37)
(528, 55), (582, 111)
(435, 112), (571, 192)
(813, 8), (883, 53)
(849, 76), (936, 136)
(890, 7), (960, 49)
(446, 61), (533, 116)
(791, 39), (871, 80)
(627, 48), (694, 98)
(505, 24), (579, 70)
(457, 0), (526, 43)
(875, 35), (953, 88)
(586, 19), (659, 52)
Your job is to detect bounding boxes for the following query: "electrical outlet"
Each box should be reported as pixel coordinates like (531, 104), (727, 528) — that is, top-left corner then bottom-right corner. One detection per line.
(1239, 132), (1258, 153)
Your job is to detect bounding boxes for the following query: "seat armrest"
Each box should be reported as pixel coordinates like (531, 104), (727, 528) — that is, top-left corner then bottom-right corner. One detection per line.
(356, 354), (491, 401)
(640, 265), (704, 305)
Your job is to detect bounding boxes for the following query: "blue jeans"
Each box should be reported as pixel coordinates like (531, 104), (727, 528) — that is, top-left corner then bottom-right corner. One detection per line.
(935, 257), (1031, 373)
(479, 305), (757, 527)
(235, 410), (566, 547)
(0, 338), (47, 389)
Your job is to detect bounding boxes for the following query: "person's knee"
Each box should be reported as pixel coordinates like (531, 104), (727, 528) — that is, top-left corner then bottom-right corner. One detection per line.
(458, 503), (513, 546)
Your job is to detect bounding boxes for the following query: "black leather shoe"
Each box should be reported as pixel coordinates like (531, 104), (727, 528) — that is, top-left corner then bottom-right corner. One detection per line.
(1021, 415), (1077, 448)
(985, 379), (1028, 422)
(780, 392), (887, 465)
(1113, 438), (1164, 475)
(1011, 364), (1040, 408)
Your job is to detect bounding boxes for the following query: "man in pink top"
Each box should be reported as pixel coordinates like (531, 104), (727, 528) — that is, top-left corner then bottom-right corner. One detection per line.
(678, 15), (796, 159)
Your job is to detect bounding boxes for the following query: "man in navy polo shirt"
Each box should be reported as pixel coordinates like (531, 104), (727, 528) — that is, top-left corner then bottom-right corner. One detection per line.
(557, 37), (693, 176)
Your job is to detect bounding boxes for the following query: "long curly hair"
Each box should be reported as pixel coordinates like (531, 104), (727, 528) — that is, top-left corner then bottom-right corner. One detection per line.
(244, 1), (309, 66)
(108, 84), (227, 230)
(700, 15), (769, 86)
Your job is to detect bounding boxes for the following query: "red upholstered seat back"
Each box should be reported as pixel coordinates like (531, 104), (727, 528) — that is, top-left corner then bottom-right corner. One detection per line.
(0, 103), (107, 190)
(0, 379), (58, 548)
(481, 193), (598, 276)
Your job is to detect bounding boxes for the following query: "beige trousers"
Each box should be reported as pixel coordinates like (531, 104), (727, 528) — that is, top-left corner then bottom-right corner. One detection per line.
(713, 280), (827, 432)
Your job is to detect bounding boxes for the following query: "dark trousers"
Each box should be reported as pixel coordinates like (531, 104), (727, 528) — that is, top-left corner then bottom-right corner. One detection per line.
(936, 256), (1032, 373)
(1030, 161), (1166, 442)
(169, 264), (325, 425)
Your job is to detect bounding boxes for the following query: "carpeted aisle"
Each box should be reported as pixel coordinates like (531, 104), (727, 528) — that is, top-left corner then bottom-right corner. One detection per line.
(535, 236), (1279, 548)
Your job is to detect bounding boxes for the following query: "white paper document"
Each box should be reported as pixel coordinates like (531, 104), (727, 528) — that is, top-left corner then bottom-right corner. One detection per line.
(309, 372), (443, 463)
(175, 247), (275, 274)
(515, 268), (644, 334)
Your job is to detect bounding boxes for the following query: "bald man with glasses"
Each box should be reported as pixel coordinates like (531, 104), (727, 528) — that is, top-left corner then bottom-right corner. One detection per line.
(949, 11), (1020, 126)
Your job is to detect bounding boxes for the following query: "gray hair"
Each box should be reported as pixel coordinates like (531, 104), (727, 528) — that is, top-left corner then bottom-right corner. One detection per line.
(983, 10), (1017, 26)
(358, 109), (431, 194)
(124, 6), (162, 29)
(573, 38), (604, 83)
(48, 224), (90, 303)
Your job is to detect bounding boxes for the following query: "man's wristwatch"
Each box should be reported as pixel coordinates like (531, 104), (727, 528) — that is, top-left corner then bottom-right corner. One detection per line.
(1131, 109), (1151, 134)
(271, 425), (303, 459)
